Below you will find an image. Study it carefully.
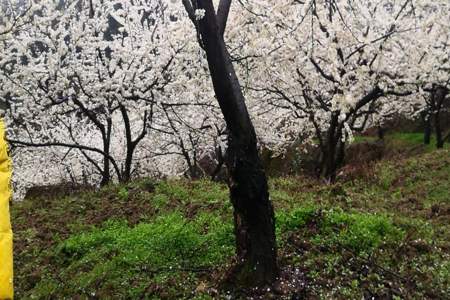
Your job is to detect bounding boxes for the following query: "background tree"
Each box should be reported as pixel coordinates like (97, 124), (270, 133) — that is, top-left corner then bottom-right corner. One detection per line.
(1, 0), (188, 186)
(246, 0), (428, 181)
(402, 5), (450, 148)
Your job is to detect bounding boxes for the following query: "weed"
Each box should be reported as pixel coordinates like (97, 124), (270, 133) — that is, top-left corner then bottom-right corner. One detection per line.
(117, 187), (129, 201)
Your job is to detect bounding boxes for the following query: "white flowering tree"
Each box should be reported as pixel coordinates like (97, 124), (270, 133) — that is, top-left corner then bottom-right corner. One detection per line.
(403, 2), (450, 148)
(240, 0), (435, 181)
(1, 0), (193, 187)
(0, 0), (33, 38)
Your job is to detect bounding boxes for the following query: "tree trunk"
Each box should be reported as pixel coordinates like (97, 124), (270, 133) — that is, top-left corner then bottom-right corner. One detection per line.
(320, 112), (341, 183)
(377, 126), (385, 140)
(119, 104), (134, 182)
(211, 146), (226, 181)
(123, 146), (134, 183)
(194, 0), (278, 285)
(336, 139), (346, 172)
(227, 135), (277, 285)
(100, 120), (112, 186)
(422, 111), (432, 145)
(119, 104), (148, 183)
(435, 110), (444, 148)
(434, 87), (446, 149)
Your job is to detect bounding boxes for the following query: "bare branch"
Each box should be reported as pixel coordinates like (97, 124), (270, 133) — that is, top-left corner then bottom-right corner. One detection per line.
(182, 0), (197, 25)
(8, 139), (122, 178)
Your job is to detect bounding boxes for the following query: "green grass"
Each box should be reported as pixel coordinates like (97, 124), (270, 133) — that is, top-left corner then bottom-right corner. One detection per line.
(33, 213), (233, 299)
(352, 135), (378, 143)
(388, 132), (449, 151)
(11, 147), (450, 299)
(352, 132), (449, 153)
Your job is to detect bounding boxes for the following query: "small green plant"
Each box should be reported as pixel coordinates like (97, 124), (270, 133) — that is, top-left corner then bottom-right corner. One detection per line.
(155, 180), (190, 203)
(377, 164), (397, 190)
(276, 205), (318, 232)
(317, 209), (404, 253)
(117, 187), (129, 201)
(152, 193), (169, 208)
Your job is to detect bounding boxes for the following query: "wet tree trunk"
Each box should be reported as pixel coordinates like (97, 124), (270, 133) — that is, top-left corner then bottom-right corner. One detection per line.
(435, 111), (443, 149)
(434, 87), (446, 149)
(100, 120), (112, 186)
(378, 126), (385, 140)
(211, 145), (226, 181)
(319, 112), (344, 183)
(183, 0), (278, 285)
(119, 104), (148, 183)
(422, 110), (432, 145)
(318, 88), (384, 181)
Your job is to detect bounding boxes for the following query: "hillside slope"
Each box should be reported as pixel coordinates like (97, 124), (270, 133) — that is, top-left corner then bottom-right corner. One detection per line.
(11, 148), (450, 299)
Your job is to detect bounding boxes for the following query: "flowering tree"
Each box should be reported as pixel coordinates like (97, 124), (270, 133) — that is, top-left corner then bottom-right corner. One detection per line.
(242, 0), (434, 181)
(156, 103), (227, 179)
(1, 0), (190, 186)
(0, 0), (33, 38)
(403, 2), (450, 148)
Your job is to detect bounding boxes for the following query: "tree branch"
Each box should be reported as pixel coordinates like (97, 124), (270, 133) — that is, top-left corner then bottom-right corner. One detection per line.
(182, 0), (197, 25)
(8, 139), (121, 181)
(217, 0), (232, 35)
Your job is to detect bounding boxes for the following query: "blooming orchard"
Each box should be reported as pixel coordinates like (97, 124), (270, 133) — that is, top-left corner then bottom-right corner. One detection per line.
(244, 0), (449, 180)
(0, 0), (448, 197)
(1, 0), (222, 197)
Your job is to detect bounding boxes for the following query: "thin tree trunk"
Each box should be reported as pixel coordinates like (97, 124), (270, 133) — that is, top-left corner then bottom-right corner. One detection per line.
(378, 126), (385, 140)
(100, 120), (112, 186)
(434, 87), (446, 149)
(321, 113), (340, 182)
(435, 110), (444, 148)
(119, 104), (148, 182)
(211, 146), (225, 181)
(120, 105), (135, 182)
(422, 111), (432, 145)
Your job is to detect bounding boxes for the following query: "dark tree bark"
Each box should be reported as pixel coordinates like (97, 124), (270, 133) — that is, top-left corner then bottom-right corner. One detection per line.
(318, 113), (346, 183)
(211, 144), (226, 181)
(317, 88), (384, 182)
(319, 112), (341, 182)
(421, 110), (432, 145)
(183, 0), (278, 285)
(433, 87), (447, 149)
(377, 126), (385, 140)
(118, 104), (148, 183)
(100, 119), (112, 186)
(424, 85), (449, 149)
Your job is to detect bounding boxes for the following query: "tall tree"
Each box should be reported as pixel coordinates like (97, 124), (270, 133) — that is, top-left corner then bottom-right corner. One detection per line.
(182, 0), (278, 285)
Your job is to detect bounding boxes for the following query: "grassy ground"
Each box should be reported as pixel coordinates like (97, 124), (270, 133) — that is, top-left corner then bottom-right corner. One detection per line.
(11, 136), (450, 299)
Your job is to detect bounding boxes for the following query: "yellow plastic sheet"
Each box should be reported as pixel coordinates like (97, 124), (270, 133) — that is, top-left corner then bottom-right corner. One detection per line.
(0, 120), (13, 300)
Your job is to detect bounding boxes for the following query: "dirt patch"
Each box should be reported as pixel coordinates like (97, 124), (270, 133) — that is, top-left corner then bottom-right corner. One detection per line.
(430, 204), (450, 218)
(24, 184), (96, 200)
(396, 197), (424, 212)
